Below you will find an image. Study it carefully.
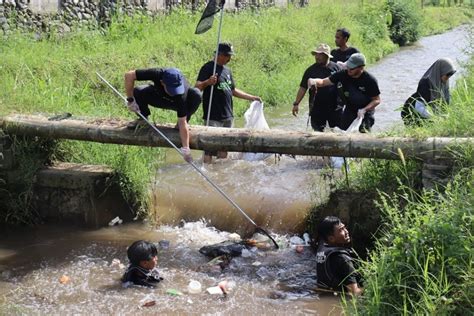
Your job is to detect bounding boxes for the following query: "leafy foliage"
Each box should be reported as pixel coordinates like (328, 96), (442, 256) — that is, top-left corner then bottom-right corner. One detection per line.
(387, 0), (422, 45)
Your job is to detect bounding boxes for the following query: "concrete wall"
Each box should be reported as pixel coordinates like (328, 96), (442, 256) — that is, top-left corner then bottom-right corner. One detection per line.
(0, 0), (287, 34)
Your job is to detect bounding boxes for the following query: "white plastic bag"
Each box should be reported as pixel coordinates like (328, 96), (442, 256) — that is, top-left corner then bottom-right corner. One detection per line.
(414, 100), (432, 118)
(241, 101), (272, 161)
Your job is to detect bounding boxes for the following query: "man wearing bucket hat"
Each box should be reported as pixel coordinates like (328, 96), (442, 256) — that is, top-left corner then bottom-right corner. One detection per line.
(292, 43), (342, 132)
(124, 67), (202, 162)
(196, 42), (261, 164)
(308, 53), (381, 132)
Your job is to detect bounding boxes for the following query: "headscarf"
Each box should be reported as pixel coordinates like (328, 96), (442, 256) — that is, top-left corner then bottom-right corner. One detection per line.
(421, 58), (456, 103)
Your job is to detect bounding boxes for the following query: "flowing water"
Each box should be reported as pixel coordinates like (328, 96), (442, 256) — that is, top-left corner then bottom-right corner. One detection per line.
(0, 26), (471, 314)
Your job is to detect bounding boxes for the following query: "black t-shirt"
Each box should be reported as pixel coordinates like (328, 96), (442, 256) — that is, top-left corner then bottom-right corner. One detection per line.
(122, 265), (163, 288)
(135, 68), (191, 118)
(300, 62), (341, 110)
(329, 70), (380, 110)
(316, 243), (360, 291)
(197, 61), (235, 121)
(330, 47), (360, 63)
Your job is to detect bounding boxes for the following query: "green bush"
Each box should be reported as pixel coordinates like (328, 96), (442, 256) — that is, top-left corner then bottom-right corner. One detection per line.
(349, 169), (474, 315)
(387, 0), (423, 45)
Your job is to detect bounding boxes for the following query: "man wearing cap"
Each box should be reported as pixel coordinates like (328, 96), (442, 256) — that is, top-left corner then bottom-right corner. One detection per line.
(195, 42), (262, 164)
(124, 67), (202, 162)
(292, 43), (342, 132)
(308, 53), (381, 132)
(330, 28), (360, 64)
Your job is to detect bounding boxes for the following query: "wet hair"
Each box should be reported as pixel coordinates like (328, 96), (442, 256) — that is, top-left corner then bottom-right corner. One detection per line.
(127, 240), (158, 266)
(337, 28), (351, 40)
(317, 216), (342, 242)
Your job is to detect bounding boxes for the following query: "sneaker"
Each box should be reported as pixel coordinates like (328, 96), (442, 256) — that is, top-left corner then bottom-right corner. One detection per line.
(127, 118), (148, 130)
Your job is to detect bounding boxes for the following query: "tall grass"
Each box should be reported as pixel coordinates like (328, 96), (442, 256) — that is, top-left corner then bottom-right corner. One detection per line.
(340, 36), (474, 315)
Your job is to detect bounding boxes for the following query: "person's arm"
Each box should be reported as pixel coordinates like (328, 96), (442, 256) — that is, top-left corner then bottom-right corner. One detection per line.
(124, 70), (137, 99)
(362, 95), (381, 112)
(308, 77), (333, 89)
(195, 74), (217, 91)
(346, 283), (363, 296)
(177, 116), (192, 162)
(232, 88), (261, 102)
(292, 86), (307, 116)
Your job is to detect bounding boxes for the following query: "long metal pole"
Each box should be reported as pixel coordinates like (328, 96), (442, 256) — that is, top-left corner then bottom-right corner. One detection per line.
(205, 0), (225, 126)
(96, 72), (258, 227)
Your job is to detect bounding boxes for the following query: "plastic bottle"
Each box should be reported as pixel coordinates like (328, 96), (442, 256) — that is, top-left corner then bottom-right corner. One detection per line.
(188, 280), (202, 294)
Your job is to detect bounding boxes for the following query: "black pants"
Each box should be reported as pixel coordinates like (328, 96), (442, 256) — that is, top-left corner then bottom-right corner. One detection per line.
(134, 85), (201, 121)
(310, 105), (343, 132)
(340, 107), (375, 133)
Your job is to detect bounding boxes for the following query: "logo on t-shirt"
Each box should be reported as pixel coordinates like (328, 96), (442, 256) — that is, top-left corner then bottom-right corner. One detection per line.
(358, 86), (366, 92)
(217, 79), (232, 91)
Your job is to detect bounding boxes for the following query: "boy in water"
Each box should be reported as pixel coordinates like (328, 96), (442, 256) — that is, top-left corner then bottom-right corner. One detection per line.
(122, 240), (163, 288)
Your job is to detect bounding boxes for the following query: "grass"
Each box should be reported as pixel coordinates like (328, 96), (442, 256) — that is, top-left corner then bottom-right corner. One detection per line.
(0, 0), (472, 224)
(337, 35), (474, 315)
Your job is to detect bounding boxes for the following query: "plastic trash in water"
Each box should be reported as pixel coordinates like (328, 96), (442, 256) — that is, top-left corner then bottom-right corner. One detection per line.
(206, 286), (224, 295)
(228, 233), (241, 241)
(158, 240), (170, 249)
(108, 216), (123, 226)
(187, 280), (202, 294)
(289, 236), (305, 246)
(241, 249), (253, 258)
(166, 289), (183, 296)
(303, 233), (311, 245)
(218, 280), (236, 294)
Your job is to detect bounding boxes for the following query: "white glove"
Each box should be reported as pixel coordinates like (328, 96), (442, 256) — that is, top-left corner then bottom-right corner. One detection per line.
(127, 99), (140, 113)
(357, 108), (366, 119)
(307, 78), (317, 90)
(181, 147), (192, 163)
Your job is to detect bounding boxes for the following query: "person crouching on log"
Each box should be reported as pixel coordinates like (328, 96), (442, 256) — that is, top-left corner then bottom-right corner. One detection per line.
(307, 53), (381, 133)
(124, 67), (202, 162)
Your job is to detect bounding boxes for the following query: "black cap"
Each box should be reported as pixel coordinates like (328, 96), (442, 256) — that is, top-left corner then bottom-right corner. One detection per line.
(217, 42), (234, 56)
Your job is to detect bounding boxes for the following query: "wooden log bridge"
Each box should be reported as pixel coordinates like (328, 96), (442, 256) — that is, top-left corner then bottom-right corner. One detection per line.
(1, 114), (473, 161)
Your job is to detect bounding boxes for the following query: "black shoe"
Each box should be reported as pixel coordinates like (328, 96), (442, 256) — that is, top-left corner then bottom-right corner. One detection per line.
(127, 118), (148, 130)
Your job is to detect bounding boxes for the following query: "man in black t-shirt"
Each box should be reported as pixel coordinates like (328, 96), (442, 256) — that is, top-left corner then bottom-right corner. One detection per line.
(124, 67), (202, 162)
(330, 28), (360, 64)
(196, 42), (261, 164)
(315, 216), (363, 296)
(308, 53), (381, 132)
(292, 43), (342, 131)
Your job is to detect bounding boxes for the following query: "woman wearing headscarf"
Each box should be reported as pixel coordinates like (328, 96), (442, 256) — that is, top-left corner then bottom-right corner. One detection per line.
(401, 58), (456, 126)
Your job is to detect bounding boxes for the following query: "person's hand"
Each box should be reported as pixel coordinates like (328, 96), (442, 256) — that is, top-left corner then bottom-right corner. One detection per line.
(181, 147), (193, 163)
(207, 74), (218, 86)
(292, 103), (299, 117)
(357, 108), (366, 119)
(252, 96), (262, 102)
(127, 99), (140, 113)
(307, 78), (317, 90)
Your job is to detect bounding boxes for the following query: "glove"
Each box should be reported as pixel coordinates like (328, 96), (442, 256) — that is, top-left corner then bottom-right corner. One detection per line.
(307, 78), (317, 90)
(181, 147), (193, 163)
(127, 99), (140, 113)
(357, 108), (366, 119)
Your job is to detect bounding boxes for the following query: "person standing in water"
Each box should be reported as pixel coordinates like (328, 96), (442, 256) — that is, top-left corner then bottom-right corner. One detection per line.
(330, 28), (360, 64)
(315, 216), (363, 296)
(401, 58), (456, 126)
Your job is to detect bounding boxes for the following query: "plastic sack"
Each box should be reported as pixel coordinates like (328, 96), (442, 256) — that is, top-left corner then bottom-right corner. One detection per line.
(414, 100), (432, 118)
(241, 101), (272, 161)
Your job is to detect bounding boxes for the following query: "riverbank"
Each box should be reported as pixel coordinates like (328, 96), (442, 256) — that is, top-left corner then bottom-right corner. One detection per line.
(309, 40), (474, 315)
(0, 1), (473, 224)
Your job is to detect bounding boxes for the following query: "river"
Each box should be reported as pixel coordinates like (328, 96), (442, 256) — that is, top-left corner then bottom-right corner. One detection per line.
(0, 26), (470, 315)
